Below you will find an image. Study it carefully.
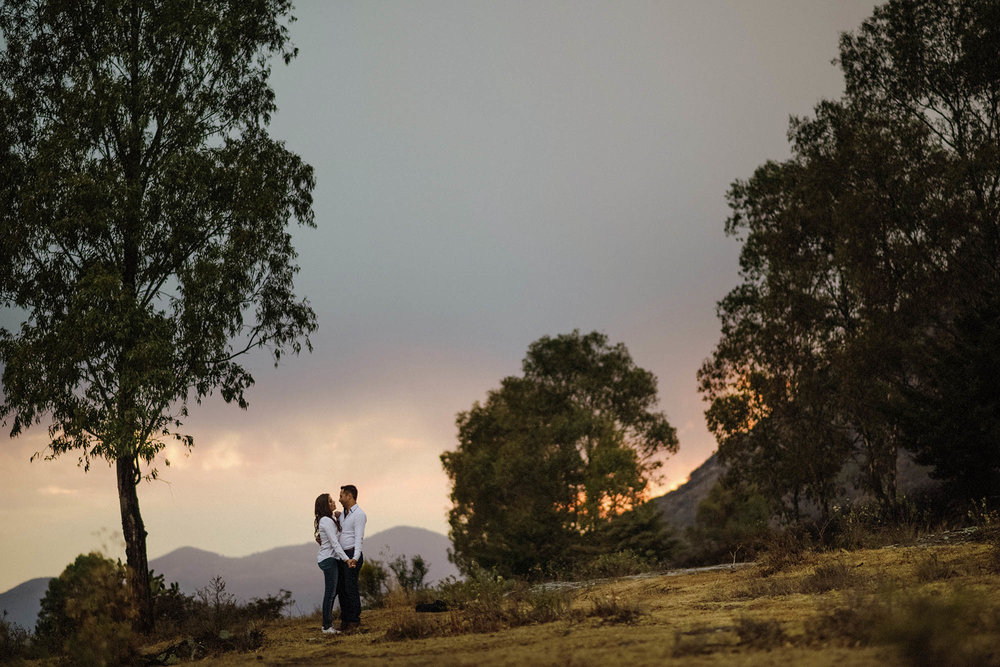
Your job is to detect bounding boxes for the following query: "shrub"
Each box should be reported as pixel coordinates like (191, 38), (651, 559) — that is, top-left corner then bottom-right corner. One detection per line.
(151, 570), (195, 634)
(825, 497), (936, 550)
(586, 593), (645, 624)
(34, 552), (139, 665)
(684, 480), (772, 566)
(876, 590), (1000, 667)
(359, 559), (391, 608)
(809, 588), (1000, 666)
(801, 560), (864, 593)
(387, 570), (575, 640)
(735, 616), (786, 649)
(756, 530), (811, 575)
(149, 577), (290, 662)
(384, 613), (437, 641)
(388, 555), (429, 596)
(0, 609), (31, 663)
(573, 550), (654, 580)
(913, 552), (956, 582)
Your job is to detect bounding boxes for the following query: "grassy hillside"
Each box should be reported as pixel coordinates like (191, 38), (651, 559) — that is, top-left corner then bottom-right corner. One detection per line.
(144, 531), (999, 666)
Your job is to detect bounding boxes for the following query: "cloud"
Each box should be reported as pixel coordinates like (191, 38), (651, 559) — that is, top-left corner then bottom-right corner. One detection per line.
(38, 485), (79, 496)
(198, 434), (245, 471)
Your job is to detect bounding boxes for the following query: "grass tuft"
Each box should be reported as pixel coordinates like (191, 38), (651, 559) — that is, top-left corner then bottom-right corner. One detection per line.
(585, 593), (645, 625)
(735, 615), (786, 649)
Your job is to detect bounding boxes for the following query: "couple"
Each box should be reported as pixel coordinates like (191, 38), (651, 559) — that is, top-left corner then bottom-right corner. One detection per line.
(313, 485), (367, 635)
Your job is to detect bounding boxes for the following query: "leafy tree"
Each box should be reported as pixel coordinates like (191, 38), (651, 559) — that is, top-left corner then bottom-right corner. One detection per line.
(837, 0), (1000, 501)
(441, 330), (678, 577)
(700, 0), (1000, 516)
(0, 1), (316, 632)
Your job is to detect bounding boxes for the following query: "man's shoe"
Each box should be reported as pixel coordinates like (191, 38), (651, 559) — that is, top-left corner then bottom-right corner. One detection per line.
(344, 622), (361, 633)
(321, 626), (340, 635)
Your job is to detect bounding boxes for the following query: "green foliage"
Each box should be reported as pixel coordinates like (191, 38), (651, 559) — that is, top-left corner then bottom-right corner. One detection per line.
(699, 0), (1000, 519)
(387, 571), (576, 641)
(0, 609), (31, 663)
(34, 552), (139, 665)
(592, 501), (679, 564)
(359, 559), (391, 608)
(148, 574), (289, 661)
(388, 554), (430, 596)
(687, 480), (771, 562)
(33, 558), (289, 662)
(442, 330), (678, 577)
(0, 0), (315, 632)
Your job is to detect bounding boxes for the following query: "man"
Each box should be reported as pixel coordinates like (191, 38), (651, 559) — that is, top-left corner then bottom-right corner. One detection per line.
(336, 484), (367, 632)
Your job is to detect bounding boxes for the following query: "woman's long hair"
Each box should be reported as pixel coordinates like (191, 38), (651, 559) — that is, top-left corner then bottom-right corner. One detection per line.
(314, 493), (340, 538)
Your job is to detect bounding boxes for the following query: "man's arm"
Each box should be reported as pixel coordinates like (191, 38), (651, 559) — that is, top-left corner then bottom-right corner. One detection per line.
(352, 509), (367, 561)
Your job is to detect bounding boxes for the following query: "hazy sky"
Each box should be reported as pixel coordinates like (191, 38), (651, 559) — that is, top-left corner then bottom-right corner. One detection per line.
(0, 0), (878, 593)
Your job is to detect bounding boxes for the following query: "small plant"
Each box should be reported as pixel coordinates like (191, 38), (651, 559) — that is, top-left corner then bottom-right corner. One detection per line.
(384, 613), (437, 641)
(757, 530), (810, 575)
(586, 593), (645, 624)
(735, 616), (786, 649)
(389, 555), (430, 596)
(801, 560), (862, 593)
(966, 498), (999, 531)
(196, 575), (238, 634)
(913, 552), (955, 582)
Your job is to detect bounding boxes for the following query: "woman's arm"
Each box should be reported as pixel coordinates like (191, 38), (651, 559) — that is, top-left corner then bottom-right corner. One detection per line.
(319, 517), (350, 561)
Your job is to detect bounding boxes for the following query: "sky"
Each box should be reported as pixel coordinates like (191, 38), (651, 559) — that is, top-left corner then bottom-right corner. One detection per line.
(0, 0), (878, 593)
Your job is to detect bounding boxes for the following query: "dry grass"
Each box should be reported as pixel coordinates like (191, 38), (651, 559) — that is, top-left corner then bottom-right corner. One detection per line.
(134, 541), (999, 666)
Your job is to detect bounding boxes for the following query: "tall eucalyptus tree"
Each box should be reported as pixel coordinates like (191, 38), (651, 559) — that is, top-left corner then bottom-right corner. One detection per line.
(0, 0), (316, 631)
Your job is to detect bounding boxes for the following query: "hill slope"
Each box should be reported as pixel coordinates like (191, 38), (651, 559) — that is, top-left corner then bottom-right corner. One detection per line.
(184, 534), (997, 665)
(0, 577), (50, 632)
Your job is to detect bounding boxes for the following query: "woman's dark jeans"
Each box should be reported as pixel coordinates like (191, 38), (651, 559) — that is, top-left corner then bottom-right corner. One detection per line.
(318, 557), (340, 629)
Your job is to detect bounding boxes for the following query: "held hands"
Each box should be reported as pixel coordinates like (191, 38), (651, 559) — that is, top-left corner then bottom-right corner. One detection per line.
(348, 559), (358, 569)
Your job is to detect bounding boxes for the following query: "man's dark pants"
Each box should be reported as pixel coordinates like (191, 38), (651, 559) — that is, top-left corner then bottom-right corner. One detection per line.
(337, 548), (364, 627)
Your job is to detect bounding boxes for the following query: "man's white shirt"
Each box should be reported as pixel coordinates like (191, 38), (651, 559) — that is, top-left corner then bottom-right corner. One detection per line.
(338, 504), (366, 560)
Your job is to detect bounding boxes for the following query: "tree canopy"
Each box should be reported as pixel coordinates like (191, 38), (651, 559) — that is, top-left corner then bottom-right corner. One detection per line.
(0, 0), (315, 631)
(699, 0), (1000, 519)
(441, 330), (678, 577)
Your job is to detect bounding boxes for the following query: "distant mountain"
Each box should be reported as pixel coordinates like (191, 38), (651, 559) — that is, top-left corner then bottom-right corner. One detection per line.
(653, 454), (722, 529)
(0, 525), (457, 631)
(652, 450), (940, 530)
(0, 578), (50, 632)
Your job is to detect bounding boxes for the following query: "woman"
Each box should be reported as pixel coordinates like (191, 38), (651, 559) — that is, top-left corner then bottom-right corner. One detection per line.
(314, 492), (351, 635)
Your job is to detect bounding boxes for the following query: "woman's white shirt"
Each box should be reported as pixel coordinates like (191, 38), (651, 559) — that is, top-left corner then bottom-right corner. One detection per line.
(317, 516), (350, 563)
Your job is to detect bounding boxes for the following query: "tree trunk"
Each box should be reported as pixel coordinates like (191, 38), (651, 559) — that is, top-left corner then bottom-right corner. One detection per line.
(117, 455), (154, 633)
